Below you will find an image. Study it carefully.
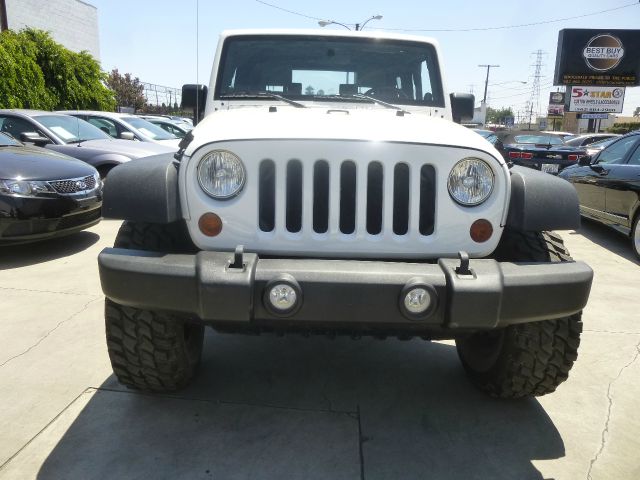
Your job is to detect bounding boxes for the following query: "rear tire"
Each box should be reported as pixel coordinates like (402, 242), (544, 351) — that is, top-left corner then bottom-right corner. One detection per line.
(105, 222), (203, 392)
(455, 230), (583, 398)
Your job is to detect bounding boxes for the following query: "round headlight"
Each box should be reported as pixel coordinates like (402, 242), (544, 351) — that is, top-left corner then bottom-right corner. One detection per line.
(447, 158), (494, 206)
(197, 150), (246, 199)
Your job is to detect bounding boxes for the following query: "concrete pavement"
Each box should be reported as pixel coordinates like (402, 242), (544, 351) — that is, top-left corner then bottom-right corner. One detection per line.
(0, 219), (638, 479)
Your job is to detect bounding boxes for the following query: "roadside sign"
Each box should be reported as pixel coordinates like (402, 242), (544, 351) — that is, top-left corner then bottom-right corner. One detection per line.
(569, 86), (625, 113)
(554, 29), (640, 86)
(577, 113), (609, 119)
(504, 116), (514, 127)
(538, 118), (548, 130)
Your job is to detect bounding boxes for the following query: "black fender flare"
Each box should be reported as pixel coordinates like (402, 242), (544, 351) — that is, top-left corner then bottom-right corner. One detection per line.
(102, 153), (181, 223)
(506, 166), (580, 232)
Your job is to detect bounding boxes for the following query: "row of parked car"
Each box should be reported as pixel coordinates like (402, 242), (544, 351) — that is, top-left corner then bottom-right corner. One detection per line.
(0, 109), (189, 245)
(473, 128), (640, 259)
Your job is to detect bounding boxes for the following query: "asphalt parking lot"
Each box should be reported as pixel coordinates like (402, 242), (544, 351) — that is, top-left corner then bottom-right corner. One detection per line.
(0, 219), (638, 480)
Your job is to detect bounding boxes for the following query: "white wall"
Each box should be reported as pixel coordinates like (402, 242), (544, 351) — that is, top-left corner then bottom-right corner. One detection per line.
(5, 0), (99, 60)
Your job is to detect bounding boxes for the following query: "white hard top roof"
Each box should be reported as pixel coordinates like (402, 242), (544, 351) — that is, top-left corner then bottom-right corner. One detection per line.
(219, 28), (439, 46)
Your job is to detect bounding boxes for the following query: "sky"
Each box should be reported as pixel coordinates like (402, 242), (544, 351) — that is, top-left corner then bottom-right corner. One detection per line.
(92, 0), (640, 117)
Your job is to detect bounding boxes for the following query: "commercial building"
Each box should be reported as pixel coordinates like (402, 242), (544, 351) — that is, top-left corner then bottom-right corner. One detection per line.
(0, 0), (99, 60)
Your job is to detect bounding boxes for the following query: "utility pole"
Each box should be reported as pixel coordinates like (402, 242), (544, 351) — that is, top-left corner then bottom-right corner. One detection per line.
(478, 65), (499, 125)
(478, 64), (500, 104)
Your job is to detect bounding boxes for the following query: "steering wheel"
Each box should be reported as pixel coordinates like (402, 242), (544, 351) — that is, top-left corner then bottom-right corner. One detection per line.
(364, 87), (410, 100)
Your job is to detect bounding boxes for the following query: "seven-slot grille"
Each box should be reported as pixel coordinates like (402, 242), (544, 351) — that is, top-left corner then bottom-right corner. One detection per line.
(258, 159), (436, 236)
(49, 175), (97, 194)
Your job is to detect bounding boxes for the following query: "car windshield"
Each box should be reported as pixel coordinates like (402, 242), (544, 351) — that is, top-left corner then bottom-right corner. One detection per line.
(216, 35), (445, 107)
(0, 131), (20, 146)
(122, 117), (177, 140)
(34, 115), (110, 144)
(513, 135), (563, 145)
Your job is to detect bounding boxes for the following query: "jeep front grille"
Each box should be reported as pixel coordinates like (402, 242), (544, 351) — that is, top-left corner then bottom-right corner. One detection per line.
(258, 159), (435, 237)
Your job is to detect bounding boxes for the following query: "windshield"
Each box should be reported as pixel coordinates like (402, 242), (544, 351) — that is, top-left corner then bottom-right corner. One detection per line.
(513, 135), (563, 145)
(216, 35), (445, 107)
(0, 131), (20, 146)
(122, 117), (178, 140)
(34, 115), (110, 144)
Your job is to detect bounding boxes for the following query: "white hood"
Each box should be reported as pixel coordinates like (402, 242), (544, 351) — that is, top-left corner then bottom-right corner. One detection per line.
(185, 108), (500, 159)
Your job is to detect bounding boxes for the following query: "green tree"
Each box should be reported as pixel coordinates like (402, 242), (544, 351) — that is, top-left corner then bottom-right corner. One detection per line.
(0, 30), (55, 109)
(105, 69), (146, 111)
(486, 107), (514, 124)
(305, 85), (315, 96)
(634, 106), (639, 117)
(0, 28), (115, 110)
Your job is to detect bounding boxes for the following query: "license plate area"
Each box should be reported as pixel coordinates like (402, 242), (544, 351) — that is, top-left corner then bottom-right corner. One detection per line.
(542, 163), (559, 173)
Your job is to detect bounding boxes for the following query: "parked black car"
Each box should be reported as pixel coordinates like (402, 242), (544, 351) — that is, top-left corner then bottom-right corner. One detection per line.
(0, 132), (102, 245)
(559, 131), (640, 259)
(501, 131), (587, 174)
(0, 110), (176, 178)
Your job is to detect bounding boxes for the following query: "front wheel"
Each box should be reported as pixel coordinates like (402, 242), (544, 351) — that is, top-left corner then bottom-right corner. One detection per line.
(455, 230), (583, 398)
(105, 222), (204, 392)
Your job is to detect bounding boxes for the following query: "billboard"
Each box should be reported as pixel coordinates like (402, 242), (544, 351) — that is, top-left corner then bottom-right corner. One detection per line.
(568, 86), (625, 113)
(547, 91), (565, 118)
(554, 29), (640, 86)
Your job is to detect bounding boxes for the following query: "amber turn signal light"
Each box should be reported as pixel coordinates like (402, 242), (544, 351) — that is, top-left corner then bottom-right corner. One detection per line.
(470, 219), (493, 243)
(199, 212), (223, 237)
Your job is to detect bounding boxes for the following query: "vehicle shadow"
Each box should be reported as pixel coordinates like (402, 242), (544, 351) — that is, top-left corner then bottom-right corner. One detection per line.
(570, 217), (638, 265)
(0, 231), (100, 270)
(34, 334), (563, 480)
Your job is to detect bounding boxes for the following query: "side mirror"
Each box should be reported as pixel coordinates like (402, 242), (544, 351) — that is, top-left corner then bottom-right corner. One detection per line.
(578, 155), (592, 166)
(119, 132), (135, 141)
(20, 131), (51, 146)
(450, 93), (475, 123)
(182, 84), (208, 125)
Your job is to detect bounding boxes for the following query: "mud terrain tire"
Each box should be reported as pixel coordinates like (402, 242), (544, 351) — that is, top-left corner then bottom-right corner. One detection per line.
(455, 230), (583, 398)
(105, 222), (204, 392)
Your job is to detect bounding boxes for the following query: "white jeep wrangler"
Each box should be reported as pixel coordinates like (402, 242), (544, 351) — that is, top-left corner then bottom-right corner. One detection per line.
(99, 30), (593, 398)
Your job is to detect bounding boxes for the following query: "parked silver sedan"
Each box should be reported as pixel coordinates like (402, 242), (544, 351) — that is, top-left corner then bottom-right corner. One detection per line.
(59, 110), (181, 148)
(0, 110), (177, 177)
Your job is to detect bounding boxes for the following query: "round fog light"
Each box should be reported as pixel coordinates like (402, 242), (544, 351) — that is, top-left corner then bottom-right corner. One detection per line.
(269, 284), (297, 311)
(404, 288), (431, 314)
(399, 281), (437, 320)
(264, 276), (302, 316)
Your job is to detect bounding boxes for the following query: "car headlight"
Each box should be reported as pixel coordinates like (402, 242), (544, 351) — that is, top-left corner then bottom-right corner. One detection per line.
(0, 179), (55, 197)
(447, 158), (494, 206)
(197, 150), (246, 199)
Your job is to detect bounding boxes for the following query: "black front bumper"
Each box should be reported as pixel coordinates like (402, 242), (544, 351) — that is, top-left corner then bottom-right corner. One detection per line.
(0, 193), (102, 244)
(99, 248), (593, 333)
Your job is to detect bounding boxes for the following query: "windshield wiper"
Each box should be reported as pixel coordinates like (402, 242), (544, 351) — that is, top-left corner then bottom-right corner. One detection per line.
(220, 92), (306, 108)
(319, 94), (410, 114)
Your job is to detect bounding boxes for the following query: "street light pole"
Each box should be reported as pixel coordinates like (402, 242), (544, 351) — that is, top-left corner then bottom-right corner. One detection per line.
(319, 15), (382, 31)
(356, 15), (383, 31)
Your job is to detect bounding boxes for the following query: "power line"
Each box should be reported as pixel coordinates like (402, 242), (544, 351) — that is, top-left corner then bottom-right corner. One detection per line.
(378, 2), (638, 32)
(490, 82), (555, 100)
(254, 0), (326, 22)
